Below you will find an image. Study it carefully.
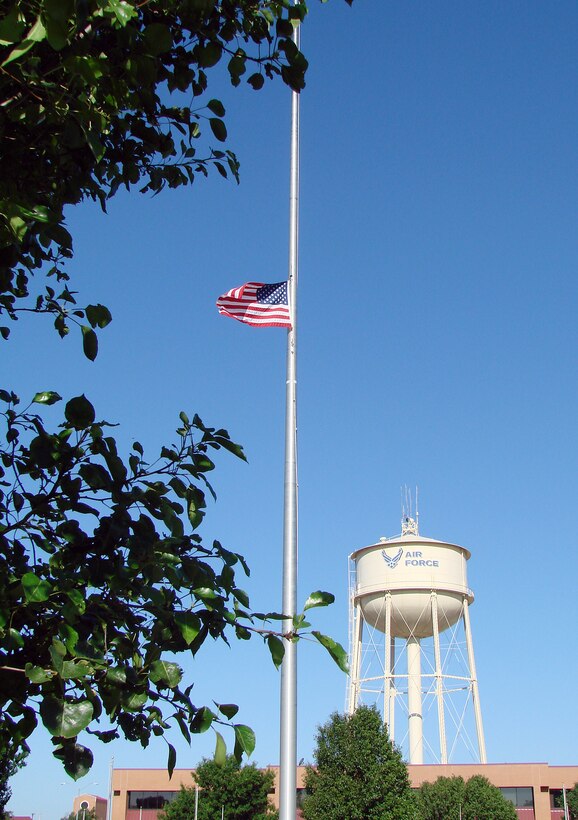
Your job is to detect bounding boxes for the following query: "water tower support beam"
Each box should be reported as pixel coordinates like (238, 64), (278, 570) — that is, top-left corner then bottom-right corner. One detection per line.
(389, 635), (396, 742)
(347, 601), (363, 714)
(462, 598), (487, 763)
(407, 636), (423, 764)
(384, 593), (393, 728)
(431, 592), (448, 763)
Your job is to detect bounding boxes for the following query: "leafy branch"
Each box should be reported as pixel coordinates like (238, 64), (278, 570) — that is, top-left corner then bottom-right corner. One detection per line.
(0, 0), (325, 344)
(0, 391), (346, 778)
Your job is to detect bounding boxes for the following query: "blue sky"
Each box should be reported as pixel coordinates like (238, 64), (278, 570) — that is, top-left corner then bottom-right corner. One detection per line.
(6, 0), (578, 816)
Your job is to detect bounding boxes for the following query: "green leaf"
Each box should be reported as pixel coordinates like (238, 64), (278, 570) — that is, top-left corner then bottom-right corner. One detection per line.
(32, 391), (62, 405)
(190, 706), (215, 734)
(65, 589), (86, 615)
(2, 17), (46, 67)
(40, 696), (94, 738)
(61, 660), (93, 680)
(266, 635), (285, 669)
(44, 0), (74, 25)
(215, 703), (239, 719)
(15, 705), (37, 740)
(64, 395), (95, 429)
(6, 628), (23, 650)
(81, 325), (98, 360)
(174, 611), (201, 646)
(198, 42), (222, 68)
(43, 0), (73, 50)
(233, 587), (249, 608)
(53, 742), (93, 780)
(143, 23), (172, 55)
(25, 204), (52, 222)
(107, 0), (137, 27)
(213, 435), (247, 462)
(167, 742), (176, 778)
(25, 663), (53, 684)
(214, 730), (226, 766)
(149, 660), (182, 688)
(209, 118), (227, 143)
(79, 462), (113, 490)
(207, 99), (225, 117)
(50, 639), (66, 669)
(193, 586), (217, 600)
(59, 623), (79, 655)
(21, 572), (52, 602)
(248, 73), (265, 91)
(276, 18), (294, 37)
(303, 590), (335, 611)
(81, 126), (105, 162)
(8, 213), (27, 240)
(194, 455), (214, 472)
(85, 304), (112, 329)
(175, 712), (191, 745)
(122, 691), (147, 712)
(105, 667), (127, 685)
(311, 631), (349, 674)
(233, 723), (255, 758)
(228, 53), (246, 86)
(0, 7), (25, 45)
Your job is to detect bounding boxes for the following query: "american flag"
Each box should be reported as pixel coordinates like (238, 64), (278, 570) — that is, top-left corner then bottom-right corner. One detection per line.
(216, 281), (292, 328)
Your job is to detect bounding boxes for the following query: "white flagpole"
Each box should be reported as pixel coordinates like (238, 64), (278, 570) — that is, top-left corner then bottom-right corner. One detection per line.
(279, 12), (300, 820)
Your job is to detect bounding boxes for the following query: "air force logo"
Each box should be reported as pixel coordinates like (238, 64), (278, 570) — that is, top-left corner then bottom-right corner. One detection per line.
(382, 547), (441, 569)
(381, 547), (403, 569)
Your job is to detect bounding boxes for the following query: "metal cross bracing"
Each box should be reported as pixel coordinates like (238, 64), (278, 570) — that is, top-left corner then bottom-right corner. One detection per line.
(347, 578), (486, 764)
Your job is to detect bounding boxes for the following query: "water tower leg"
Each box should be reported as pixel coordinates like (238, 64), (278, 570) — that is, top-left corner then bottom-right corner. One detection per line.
(389, 635), (396, 742)
(431, 592), (448, 763)
(462, 598), (487, 763)
(384, 593), (392, 728)
(347, 602), (363, 714)
(407, 636), (423, 764)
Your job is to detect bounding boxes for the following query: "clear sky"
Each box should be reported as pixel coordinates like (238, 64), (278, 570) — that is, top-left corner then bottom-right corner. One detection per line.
(6, 0), (578, 816)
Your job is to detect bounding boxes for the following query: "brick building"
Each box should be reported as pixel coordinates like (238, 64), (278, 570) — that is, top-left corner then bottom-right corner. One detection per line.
(106, 761), (578, 820)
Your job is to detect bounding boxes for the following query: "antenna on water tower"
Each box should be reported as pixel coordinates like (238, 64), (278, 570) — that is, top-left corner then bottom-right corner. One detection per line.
(401, 485), (419, 536)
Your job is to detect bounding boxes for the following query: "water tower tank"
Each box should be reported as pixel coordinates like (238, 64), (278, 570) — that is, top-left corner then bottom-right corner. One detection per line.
(352, 534), (473, 638)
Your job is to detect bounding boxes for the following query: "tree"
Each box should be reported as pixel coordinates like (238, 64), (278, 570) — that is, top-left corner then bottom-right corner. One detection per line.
(0, 391), (347, 777)
(566, 783), (578, 820)
(302, 706), (415, 820)
(0, 0), (346, 349)
(417, 775), (465, 820)
(417, 774), (517, 820)
(61, 809), (98, 820)
(160, 755), (278, 820)
(0, 0), (350, 779)
(0, 726), (26, 816)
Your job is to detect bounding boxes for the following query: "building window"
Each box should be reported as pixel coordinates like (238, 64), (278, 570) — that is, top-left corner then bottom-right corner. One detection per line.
(127, 791), (178, 809)
(500, 787), (534, 808)
(551, 789), (565, 809)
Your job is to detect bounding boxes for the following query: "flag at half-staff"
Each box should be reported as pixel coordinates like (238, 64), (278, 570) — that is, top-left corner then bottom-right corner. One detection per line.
(216, 281), (292, 328)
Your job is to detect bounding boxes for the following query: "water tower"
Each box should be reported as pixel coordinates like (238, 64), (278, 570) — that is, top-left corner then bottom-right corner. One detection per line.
(346, 507), (486, 764)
